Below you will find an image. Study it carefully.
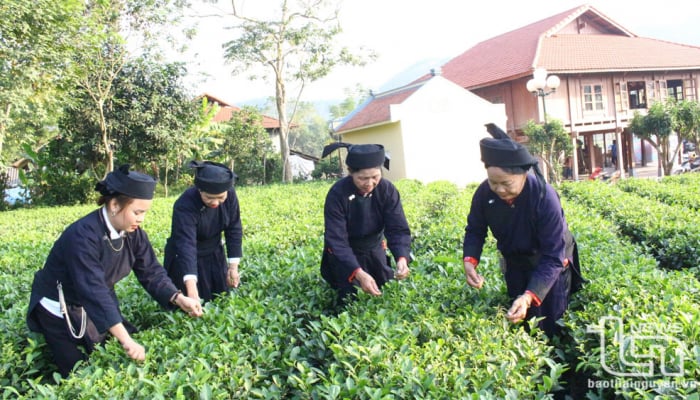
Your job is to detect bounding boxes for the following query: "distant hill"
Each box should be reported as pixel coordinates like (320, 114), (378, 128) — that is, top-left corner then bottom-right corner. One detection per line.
(235, 56), (449, 120)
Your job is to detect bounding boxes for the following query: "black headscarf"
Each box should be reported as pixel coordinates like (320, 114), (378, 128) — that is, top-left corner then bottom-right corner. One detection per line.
(322, 142), (390, 170)
(95, 164), (156, 199)
(190, 160), (236, 194)
(481, 123), (546, 195)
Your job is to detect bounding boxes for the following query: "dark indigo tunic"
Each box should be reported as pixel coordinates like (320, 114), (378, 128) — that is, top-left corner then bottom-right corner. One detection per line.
(463, 174), (577, 335)
(27, 209), (177, 334)
(321, 176), (411, 286)
(164, 187), (242, 298)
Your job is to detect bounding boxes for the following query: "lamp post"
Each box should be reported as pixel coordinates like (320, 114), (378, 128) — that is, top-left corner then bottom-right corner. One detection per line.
(526, 68), (561, 182)
(526, 67), (560, 125)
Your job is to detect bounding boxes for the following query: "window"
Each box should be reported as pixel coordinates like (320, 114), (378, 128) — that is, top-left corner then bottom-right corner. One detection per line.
(627, 81), (647, 109)
(582, 84), (604, 111)
(616, 82), (629, 111)
(667, 79), (683, 100)
(683, 79), (697, 101)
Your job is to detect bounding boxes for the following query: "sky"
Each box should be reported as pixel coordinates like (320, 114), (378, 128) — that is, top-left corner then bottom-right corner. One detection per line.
(174, 0), (700, 108)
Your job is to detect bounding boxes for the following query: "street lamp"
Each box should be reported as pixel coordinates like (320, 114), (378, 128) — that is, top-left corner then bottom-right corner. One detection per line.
(526, 67), (560, 125)
(526, 68), (561, 183)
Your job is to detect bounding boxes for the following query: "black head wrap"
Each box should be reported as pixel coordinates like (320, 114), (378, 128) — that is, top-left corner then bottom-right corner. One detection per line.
(95, 164), (156, 200)
(481, 123), (546, 196)
(190, 160), (236, 194)
(322, 142), (390, 170)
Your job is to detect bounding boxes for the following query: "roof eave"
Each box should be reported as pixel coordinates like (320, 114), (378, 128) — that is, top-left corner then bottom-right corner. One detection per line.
(336, 119), (399, 136)
(466, 66), (700, 90)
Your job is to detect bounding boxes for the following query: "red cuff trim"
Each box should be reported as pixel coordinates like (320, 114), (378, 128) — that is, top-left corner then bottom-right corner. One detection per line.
(525, 290), (542, 307)
(348, 267), (361, 283)
(463, 256), (479, 268)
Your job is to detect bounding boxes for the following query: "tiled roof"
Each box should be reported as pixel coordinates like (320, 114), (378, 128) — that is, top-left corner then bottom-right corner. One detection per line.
(422, 6), (586, 88)
(199, 93), (282, 129)
(334, 85), (421, 133)
(417, 4), (695, 89)
(539, 35), (700, 72)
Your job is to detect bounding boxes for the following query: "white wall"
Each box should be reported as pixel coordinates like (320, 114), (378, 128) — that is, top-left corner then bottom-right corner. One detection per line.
(398, 76), (507, 187)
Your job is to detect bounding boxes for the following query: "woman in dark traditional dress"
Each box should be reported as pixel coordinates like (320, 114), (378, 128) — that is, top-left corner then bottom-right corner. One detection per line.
(462, 124), (584, 337)
(27, 165), (203, 377)
(164, 161), (242, 302)
(320, 143), (412, 305)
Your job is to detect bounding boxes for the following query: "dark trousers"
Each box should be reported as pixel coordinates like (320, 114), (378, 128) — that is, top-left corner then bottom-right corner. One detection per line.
(194, 247), (229, 301)
(30, 305), (89, 377)
(504, 264), (572, 338)
(168, 245), (229, 302)
(321, 244), (394, 305)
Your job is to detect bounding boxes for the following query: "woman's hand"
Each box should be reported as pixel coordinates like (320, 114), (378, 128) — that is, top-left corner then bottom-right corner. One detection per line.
(355, 269), (382, 296)
(176, 295), (203, 317)
(395, 257), (410, 280)
(227, 263), (240, 288)
(463, 261), (484, 289)
(121, 338), (146, 361)
(109, 323), (145, 362)
(506, 293), (532, 324)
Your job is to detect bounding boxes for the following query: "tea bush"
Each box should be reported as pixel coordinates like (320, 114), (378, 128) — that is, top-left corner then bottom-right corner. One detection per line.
(1, 178), (699, 398)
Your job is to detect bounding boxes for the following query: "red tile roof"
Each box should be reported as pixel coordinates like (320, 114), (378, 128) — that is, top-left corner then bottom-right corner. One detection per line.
(198, 93), (283, 129)
(334, 85), (421, 133)
(539, 35), (700, 73)
(433, 4), (630, 88)
(337, 4), (700, 133)
(416, 4), (700, 89)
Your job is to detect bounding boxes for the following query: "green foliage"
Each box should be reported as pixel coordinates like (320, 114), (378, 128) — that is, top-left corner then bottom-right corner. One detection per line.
(2, 178), (700, 398)
(311, 156), (342, 180)
(561, 177), (700, 270)
(110, 58), (200, 171)
(21, 142), (97, 206)
(329, 84), (370, 121)
(287, 101), (329, 158)
(671, 100), (700, 144)
(213, 107), (277, 185)
(0, 0), (84, 164)
(562, 198), (700, 399)
(222, 0), (375, 182)
(523, 118), (572, 184)
(627, 99), (700, 176)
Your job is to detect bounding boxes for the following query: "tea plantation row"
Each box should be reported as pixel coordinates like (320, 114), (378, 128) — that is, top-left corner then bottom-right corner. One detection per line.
(1, 177), (699, 399)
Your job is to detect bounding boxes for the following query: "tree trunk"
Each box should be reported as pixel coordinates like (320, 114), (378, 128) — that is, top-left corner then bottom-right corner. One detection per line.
(275, 74), (293, 183)
(163, 158), (169, 197)
(98, 102), (113, 178)
(0, 103), (11, 162)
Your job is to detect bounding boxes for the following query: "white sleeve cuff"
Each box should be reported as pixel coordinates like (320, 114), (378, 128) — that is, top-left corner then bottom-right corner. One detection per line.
(228, 257), (241, 264)
(183, 274), (198, 283)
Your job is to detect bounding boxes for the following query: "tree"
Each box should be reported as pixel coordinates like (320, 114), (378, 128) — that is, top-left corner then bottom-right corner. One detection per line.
(630, 99), (700, 177)
(329, 84), (368, 122)
(214, 106), (276, 184)
(288, 101), (327, 157)
(0, 0), (83, 166)
(69, 0), (191, 179)
(670, 99), (700, 148)
(523, 118), (572, 184)
(222, 0), (373, 183)
(55, 57), (200, 198)
(629, 101), (676, 176)
(110, 58), (201, 195)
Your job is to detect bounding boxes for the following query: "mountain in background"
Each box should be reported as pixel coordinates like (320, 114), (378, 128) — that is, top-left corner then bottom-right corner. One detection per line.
(237, 56), (449, 120)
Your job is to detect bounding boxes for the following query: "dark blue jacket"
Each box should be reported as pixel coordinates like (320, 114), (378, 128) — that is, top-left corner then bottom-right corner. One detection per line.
(463, 174), (570, 301)
(28, 209), (178, 333)
(323, 176), (411, 282)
